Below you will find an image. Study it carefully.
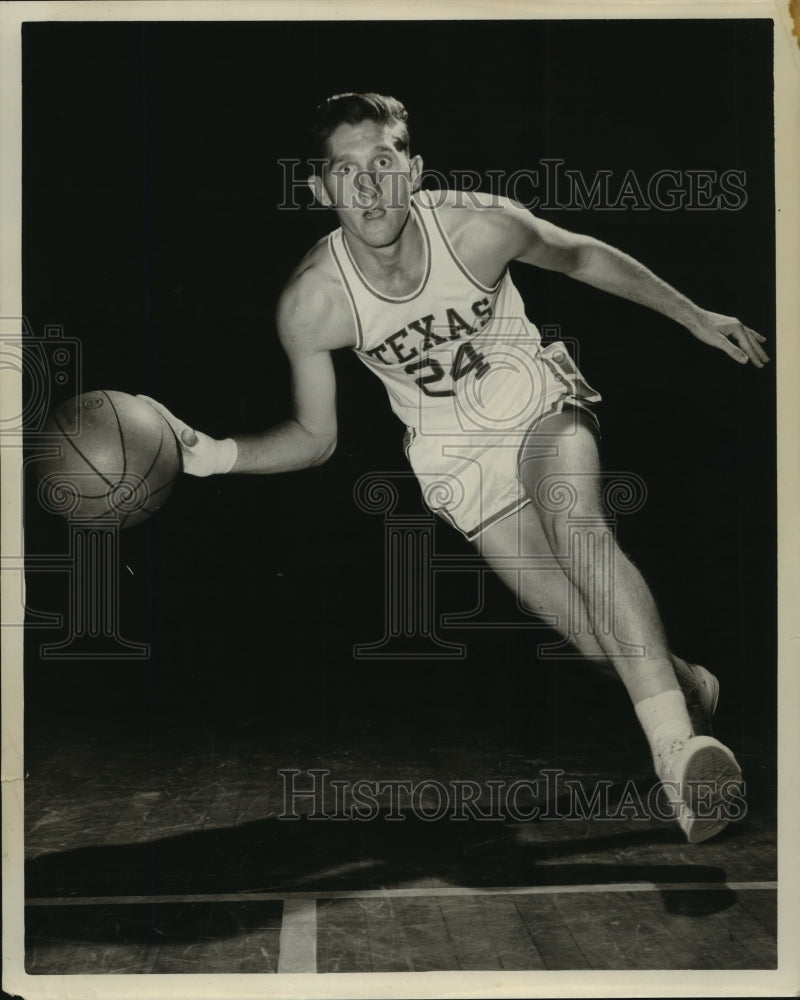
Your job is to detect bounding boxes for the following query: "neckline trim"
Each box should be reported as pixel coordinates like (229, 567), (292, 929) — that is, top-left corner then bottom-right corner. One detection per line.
(340, 201), (432, 304)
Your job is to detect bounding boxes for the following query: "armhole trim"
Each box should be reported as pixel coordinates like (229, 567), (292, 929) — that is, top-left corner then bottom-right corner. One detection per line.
(424, 195), (504, 296)
(327, 231), (364, 351)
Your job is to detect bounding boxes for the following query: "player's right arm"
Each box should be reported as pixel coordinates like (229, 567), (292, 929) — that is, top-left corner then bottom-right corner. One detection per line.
(230, 272), (342, 474)
(139, 248), (355, 476)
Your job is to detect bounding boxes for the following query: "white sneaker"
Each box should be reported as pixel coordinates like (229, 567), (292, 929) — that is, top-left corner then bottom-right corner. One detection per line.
(674, 659), (720, 736)
(657, 735), (743, 843)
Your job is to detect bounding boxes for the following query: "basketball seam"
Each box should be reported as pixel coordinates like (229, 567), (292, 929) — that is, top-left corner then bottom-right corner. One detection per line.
(140, 422), (166, 486)
(142, 474), (180, 512)
(146, 476), (178, 498)
(136, 421), (178, 516)
(100, 390), (128, 477)
(49, 394), (179, 527)
(53, 410), (117, 490)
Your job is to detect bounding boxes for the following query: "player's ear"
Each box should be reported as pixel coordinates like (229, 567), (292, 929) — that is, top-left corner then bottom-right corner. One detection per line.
(308, 173), (333, 208)
(409, 154), (424, 193)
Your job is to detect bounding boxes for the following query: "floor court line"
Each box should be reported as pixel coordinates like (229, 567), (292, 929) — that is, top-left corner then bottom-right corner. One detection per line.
(24, 880), (777, 907)
(276, 897), (317, 974)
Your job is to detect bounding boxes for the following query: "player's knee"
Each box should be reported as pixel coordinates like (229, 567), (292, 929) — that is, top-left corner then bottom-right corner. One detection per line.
(536, 501), (608, 558)
(537, 510), (570, 558)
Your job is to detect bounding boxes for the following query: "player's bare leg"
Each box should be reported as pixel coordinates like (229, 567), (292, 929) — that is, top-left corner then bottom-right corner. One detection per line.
(477, 408), (742, 841)
(476, 503), (609, 663)
(477, 499), (717, 733)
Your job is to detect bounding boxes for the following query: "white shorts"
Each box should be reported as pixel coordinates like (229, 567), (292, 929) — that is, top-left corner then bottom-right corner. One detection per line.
(403, 341), (601, 539)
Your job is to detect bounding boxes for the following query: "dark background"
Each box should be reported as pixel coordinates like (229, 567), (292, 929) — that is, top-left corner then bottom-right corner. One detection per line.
(22, 20), (775, 749)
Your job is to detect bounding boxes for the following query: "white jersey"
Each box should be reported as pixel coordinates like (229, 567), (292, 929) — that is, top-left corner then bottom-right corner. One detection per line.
(327, 189), (601, 538)
(327, 190), (544, 437)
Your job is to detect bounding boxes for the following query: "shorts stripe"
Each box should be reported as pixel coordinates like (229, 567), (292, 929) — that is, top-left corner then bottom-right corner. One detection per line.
(460, 497), (532, 540)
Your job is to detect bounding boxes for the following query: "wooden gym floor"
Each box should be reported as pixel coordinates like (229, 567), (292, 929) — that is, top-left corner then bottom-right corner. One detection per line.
(23, 691), (777, 976)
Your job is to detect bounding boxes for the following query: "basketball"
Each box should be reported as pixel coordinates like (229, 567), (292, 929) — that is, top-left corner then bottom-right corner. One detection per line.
(37, 390), (182, 529)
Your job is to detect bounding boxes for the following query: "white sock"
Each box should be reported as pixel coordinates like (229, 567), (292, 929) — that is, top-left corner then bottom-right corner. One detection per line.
(634, 689), (692, 770)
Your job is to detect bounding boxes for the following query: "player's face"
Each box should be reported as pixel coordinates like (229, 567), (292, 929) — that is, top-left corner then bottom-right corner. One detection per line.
(311, 120), (423, 249)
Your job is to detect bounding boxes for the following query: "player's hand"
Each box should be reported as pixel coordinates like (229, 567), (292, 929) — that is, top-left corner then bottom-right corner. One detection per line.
(136, 395), (238, 476)
(688, 310), (770, 368)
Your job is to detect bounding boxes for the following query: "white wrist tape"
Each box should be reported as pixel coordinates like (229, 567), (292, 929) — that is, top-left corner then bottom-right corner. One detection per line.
(179, 430), (238, 477)
(136, 395), (239, 477)
(215, 436), (238, 475)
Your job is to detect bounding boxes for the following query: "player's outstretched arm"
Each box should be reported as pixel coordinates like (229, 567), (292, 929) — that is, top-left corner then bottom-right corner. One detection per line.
(565, 239), (769, 368)
(496, 200), (770, 368)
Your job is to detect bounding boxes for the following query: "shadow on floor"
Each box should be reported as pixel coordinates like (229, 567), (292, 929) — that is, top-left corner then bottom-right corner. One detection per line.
(26, 776), (745, 945)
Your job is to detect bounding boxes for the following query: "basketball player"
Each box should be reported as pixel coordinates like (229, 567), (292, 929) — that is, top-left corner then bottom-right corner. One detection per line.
(140, 93), (769, 842)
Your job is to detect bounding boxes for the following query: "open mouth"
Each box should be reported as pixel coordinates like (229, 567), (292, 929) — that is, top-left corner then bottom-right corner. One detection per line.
(363, 207), (386, 220)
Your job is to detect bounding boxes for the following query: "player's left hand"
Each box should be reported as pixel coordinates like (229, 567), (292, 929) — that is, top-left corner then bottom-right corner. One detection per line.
(688, 310), (770, 368)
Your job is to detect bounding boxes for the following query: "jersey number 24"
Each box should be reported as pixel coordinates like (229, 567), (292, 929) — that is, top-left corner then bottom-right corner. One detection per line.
(404, 343), (490, 397)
